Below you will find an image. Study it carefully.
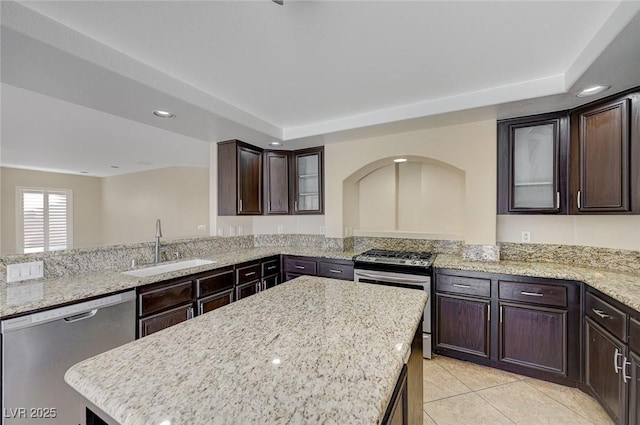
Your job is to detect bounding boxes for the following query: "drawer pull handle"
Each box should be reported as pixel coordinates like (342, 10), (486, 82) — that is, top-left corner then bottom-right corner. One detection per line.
(294, 265), (305, 270)
(623, 357), (631, 384)
(592, 309), (611, 319)
(329, 269), (342, 273)
(614, 348), (623, 374)
(520, 291), (543, 297)
(267, 266), (276, 270)
(453, 283), (471, 289)
(245, 271), (256, 277)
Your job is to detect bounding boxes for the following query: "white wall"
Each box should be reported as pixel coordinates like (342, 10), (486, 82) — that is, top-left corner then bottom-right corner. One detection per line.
(497, 215), (640, 250)
(325, 119), (496, 245)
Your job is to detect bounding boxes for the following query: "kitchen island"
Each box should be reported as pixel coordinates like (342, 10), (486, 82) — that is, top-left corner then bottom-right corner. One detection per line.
(65, 276), (426, 425)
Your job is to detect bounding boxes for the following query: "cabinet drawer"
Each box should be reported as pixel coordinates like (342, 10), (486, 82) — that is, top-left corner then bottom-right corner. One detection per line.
(498, 281), (567, 308)
(198, 289), (233, 315)
(236, 281), (259, 300)
(236, 262), (261, 285)
(196, 267), (234, 298)
(318, 261), (354, 280)
(284, 258), (317, 275)
(261, 259), (280, 277)
(586, 292), (627, 341)
(139, 280), (194, 317)
(138, 303), (193, 337)
(630, 318), (640, 354)
(436, 274), (490, 298)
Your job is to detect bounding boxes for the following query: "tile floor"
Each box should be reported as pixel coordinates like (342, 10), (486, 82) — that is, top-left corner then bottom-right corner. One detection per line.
(422, 356), (614, 425)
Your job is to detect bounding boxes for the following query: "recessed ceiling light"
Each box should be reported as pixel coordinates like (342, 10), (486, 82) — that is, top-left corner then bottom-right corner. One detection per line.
(394, 158), (407, 163)
(153, 110), (175, 118)
(110, 165), (120, 169)
(269, 141), (282, 146)
(576, 85), (610, 98)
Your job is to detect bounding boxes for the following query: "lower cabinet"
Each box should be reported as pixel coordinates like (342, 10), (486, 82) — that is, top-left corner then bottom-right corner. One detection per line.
(282, 255), (354, 282)
(629, 351), (640, 425)
(198, 289), (233, 315)
(139, 303), (194, 338)
(434, 269), (580, 383)
(382, 365), (407, 425)
(435, 293), (490, 358)
(585, 317), (627, 424)
(236, 280), (259, 300)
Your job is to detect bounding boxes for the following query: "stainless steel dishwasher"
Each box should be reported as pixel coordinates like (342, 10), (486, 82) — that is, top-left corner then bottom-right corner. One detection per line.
(1, 290), (135, 425)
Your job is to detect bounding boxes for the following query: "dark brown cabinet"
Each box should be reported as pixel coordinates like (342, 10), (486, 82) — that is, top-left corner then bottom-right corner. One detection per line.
(198, 289), (233, 315)
(629, 350), (640, 425)
(585, 317), (627, 424)
(218, 140), (263, 215)
(435, 293), (490, 358)
(434, 269), (580, 383)
(293, 147), (324, 214)
(282, 255), (354, 282)
(570, 94), (639, 213)
(382, 364), (408, 425)
(263, 151), (291, 214)
(497, 111), (569, 214)
(139, 303), (193, 338)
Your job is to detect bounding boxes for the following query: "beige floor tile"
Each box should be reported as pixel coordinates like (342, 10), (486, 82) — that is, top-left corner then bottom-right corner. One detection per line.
(422, 410), (437, 425)
(524, 378), (613, 425)
(422, 358), (471, 402)
(424, 392), (514, 425)
(478, 380), (596, 425)
(433, 355), (522, 391)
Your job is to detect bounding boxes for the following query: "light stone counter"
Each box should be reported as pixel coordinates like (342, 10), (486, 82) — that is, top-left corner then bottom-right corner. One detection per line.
(0, 247), (355, 319)
(435, 254), (640, 312)
(65, 276), (427, 425)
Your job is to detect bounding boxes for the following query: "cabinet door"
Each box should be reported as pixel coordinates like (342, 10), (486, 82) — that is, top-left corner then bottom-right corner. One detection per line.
(497, 112), (567, 214)
(238, 145), (262, 215)
(138, 303), (193, 337)
(585, 317), (626, 424)
(264, 151), (291, 214)
(573, 98), (630, 213)
(630, 351), (640, 425)
(435, 293), (490, 358)
(198, 289), (233, 315)
(236, 280), (259, 300)
(293, 147), (323, 214)
(499, 302), (566, 375)
(262, 274), (279, 290)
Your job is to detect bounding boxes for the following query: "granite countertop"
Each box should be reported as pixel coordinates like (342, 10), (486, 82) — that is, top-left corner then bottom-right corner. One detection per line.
(435, 254), (640, 312)
(65, 276), (427, 425)
(0, 247), (355, 319)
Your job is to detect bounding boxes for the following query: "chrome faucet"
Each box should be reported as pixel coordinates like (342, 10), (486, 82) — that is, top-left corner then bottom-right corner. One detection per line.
(154, 219), (163, 263)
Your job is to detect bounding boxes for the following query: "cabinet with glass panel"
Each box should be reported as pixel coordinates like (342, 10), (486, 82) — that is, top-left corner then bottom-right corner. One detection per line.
(497, 111), (569, 214)
(293, 147), (324, 214)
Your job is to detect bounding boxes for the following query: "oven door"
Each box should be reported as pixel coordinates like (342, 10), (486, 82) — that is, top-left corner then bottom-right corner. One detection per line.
(354, 268), (431, 358)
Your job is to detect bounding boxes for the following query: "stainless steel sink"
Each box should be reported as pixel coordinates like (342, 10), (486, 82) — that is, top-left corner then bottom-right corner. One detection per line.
(123, 259), (216, 277)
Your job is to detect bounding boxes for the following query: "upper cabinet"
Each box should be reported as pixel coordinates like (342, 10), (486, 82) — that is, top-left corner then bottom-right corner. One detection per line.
(263, 150), (292, 215)
(570, 92), (640, 214)
(218, 140), (263, 215)
(498, 87), (640, 215)
(497, 112), (569, 214)
(293, 147), (324, 215)
(218, 141), (324, 216)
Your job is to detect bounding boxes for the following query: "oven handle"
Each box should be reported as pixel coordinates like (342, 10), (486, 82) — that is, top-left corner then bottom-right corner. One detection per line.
(354, 271), (430, 285)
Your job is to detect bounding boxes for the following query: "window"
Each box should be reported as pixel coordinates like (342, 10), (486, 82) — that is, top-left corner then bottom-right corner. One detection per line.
(17, 188), (73, 253)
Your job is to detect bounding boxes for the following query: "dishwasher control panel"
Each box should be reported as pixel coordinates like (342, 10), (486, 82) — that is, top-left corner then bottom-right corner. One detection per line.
(1, 290), (136, 332)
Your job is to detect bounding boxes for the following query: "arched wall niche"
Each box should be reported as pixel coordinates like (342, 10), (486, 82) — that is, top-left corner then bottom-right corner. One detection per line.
(343, 156), (465, 239)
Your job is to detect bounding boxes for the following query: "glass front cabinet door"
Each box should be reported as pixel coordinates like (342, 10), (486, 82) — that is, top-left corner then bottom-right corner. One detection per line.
(293, 147), (324, 214)
(497, 112), (568, 214)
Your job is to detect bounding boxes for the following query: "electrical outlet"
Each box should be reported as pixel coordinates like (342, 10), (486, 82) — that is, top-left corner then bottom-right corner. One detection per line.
(197, 224), (206, 231)
(217, 227), (224, 236)
(229, 227), (236, 237)
(237, 226), (243, 236)
(320, 226), (325, 234)
(521, 231), (531, 243)
(6, 261), (44, 283)
(277, 225), (284, 234)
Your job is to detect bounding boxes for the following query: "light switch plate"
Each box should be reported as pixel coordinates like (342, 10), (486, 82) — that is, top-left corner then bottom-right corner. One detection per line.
(6, 261), (44, 283)
(277, 225), (284, 234)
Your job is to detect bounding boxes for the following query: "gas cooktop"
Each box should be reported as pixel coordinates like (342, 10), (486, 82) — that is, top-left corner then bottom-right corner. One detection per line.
(353, 249), (435, 268)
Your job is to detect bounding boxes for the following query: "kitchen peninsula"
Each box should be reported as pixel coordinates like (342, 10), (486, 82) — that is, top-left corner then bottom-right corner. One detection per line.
(65, 276), (427, 425)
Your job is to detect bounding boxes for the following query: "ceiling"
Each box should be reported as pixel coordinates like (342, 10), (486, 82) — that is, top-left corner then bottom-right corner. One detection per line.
(1, 1), (640, 175)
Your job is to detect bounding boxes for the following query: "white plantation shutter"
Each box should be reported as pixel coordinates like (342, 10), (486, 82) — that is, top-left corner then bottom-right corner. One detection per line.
(18, 188), (73, 253)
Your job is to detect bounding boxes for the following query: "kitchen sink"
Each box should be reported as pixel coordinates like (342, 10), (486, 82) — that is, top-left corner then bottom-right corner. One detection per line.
(123, 259), (216, 277)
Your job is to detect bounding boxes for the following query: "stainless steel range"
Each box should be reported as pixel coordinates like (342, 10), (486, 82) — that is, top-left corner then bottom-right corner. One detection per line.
(353, 249), (434, 358)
